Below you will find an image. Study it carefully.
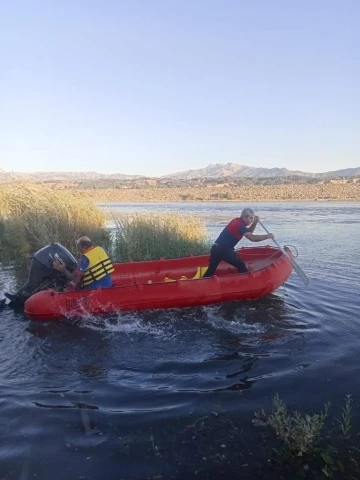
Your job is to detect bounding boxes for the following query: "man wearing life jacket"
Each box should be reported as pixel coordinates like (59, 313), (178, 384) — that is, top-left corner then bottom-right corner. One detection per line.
(53, 236), (114, 290)
(203, 208), (274, 277)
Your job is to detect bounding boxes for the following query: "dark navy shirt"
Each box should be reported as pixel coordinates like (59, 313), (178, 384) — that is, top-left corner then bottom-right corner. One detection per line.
(215, 218), (249, 249)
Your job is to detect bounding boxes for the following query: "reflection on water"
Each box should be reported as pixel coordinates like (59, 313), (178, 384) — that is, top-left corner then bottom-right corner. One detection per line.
(1, 202), (360, 479)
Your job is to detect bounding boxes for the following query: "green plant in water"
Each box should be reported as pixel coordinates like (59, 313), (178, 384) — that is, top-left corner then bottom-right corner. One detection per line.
(253, 394), (359, 479)
(253, 393), (330, 457)
(336, 394), (353, 441)
(0, 217), (29, 262)
(111, 212), (212, 262)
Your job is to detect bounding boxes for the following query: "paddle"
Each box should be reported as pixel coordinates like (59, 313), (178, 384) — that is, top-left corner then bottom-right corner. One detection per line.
(258, 219), (310, 286)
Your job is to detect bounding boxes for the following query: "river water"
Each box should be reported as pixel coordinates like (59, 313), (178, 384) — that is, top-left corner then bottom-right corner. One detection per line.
(0, 201), (359, 479)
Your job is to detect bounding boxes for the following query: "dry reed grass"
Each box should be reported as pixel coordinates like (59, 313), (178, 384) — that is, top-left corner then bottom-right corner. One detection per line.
(0, 183), (212, 264)
(111, 212), (212, 261)
(0, 182), (109, 261)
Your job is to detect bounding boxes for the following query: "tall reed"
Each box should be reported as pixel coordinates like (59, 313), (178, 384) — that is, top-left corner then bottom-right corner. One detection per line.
(111, 213), (212, 262)
(0, 182), (110, 261)
(0, 183), (212, 264)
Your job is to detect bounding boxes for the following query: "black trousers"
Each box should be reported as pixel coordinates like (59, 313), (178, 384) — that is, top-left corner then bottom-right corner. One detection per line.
(203, 244), (248, 277)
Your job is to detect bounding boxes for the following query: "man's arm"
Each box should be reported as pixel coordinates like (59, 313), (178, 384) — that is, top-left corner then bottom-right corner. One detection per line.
(247, 216), (259, 233)
(244, 232), (274, 242)
(53, 259), (75, 280)
(53, 259), (85, 287)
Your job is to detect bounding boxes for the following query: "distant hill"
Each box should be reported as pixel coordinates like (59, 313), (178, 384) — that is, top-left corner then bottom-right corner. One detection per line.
(1, 163), (359, 182)
(27, 171), (143, 181)
(0, 169), (143, 182)
(161, 163), (360, 179)
(317, 167), (360, 178)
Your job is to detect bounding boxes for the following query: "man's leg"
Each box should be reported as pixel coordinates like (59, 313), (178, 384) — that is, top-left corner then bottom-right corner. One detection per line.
(217, 246), (248, 273)
(202, 245), (222, 277)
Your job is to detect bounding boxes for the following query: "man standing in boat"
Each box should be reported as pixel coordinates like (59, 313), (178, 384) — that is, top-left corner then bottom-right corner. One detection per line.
(203, 208), (274, 277)
(53, 236), (114, 290)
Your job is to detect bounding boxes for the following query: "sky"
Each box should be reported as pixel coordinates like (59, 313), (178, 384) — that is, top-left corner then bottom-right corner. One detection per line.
(0, 0), (359, 176)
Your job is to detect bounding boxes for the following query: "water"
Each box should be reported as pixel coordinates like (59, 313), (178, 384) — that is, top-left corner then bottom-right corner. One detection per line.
(0, 202), (359, 479)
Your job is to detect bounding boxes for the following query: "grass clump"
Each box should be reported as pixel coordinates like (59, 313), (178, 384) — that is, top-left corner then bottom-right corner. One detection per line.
(0, 184), (212, 265)
(253, 394), (360, 479)
(0, 217), (29, 263)
(111, 212), (212, 262)
(0, 182), (110, 261)
(253, 393), (329, 457)
(336, 394), (353, 441)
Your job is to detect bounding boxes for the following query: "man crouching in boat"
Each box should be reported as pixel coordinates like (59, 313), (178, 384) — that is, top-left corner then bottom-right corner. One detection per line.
(53, 236), (114, 290)
(203, 208), (274, 277)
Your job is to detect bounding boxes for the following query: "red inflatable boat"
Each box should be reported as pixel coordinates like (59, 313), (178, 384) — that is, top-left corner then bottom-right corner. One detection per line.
(24, 246), (293, 321)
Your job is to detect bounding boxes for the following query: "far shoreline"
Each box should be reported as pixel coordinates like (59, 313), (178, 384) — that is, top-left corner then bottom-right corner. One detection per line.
(73, 183), (360, 203)
(96, 198), (360, 204)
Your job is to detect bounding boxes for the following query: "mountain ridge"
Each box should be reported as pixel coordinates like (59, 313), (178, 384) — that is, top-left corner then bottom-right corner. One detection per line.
(161, 163), (360, 179)
(1, 163), (359, 182)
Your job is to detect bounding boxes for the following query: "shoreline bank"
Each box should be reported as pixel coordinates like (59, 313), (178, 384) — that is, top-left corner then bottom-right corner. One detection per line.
(72, 183), (360, 202)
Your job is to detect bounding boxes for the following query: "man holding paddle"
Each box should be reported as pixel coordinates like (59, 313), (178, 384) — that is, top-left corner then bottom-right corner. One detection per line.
(203, 208), (274, 277)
